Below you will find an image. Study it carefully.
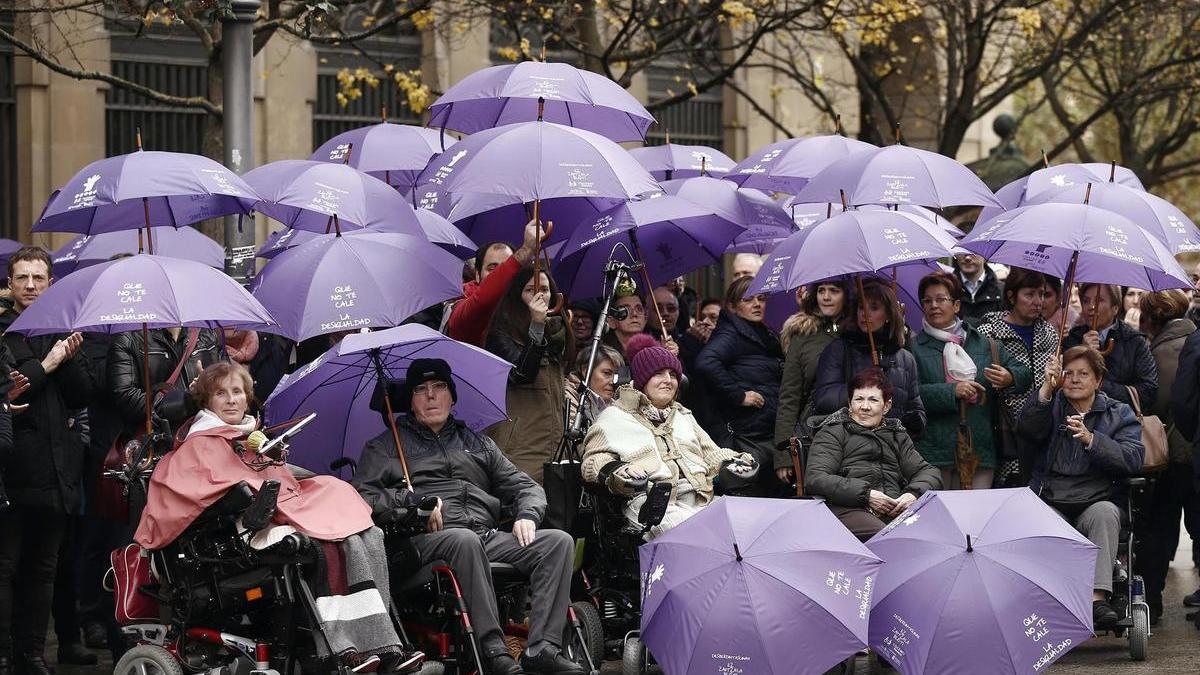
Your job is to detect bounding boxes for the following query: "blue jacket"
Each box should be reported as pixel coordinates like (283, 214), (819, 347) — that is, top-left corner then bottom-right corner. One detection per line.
(811, 330), (927, 437)
(694, 310), (783, 438)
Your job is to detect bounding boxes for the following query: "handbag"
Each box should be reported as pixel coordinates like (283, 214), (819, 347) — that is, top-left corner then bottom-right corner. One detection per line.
(97, 329), (201, 522)
(542, 439), (584, 533)
(107, 543), (160, 624)
(988, 339), (1021, 462)
(1125, 385), (1168, 473)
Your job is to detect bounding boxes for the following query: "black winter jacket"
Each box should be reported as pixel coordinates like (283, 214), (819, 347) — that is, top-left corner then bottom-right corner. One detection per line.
(694, 310), (783, 438)
(1062, 321), (1157, 408)
(957, 265), (1005, 327)
(106, 328), (226, 434)
(1018, 390), (1144, 506)
(1170, 330), (1200, 456)
(0, 298), (95, 512)
(811, 330), (927, 436)
(804, 408), (941, 507)
(353, 416), (547, 534)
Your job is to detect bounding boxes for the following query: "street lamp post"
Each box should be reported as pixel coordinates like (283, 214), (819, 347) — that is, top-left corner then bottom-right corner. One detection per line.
(222, 0), (261, 283)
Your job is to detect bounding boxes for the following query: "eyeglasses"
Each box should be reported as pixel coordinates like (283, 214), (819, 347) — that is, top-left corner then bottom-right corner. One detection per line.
(413, 381), (450, 396)
(920, 296), (954, 307)
(622, 305), (646, 316)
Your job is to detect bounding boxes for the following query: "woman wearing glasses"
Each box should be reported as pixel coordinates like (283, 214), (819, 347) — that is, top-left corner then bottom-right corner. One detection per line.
(911, 272), (1031, 489)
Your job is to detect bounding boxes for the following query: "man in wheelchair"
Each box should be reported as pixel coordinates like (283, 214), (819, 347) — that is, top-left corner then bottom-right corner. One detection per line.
(353, 358), (585, 675)
(1018, 346), (1145, 630)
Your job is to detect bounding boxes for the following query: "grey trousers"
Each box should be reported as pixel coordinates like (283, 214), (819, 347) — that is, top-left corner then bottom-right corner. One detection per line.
(1052, 501), (1121, 593)
(410, 527), (574, 658)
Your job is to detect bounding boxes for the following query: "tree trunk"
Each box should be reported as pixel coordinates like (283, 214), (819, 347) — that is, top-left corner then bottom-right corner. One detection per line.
(200, 50), (226, 244)
(575, 0), (604, 74)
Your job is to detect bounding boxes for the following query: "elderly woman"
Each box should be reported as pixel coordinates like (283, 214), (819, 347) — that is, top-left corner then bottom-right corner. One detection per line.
(811, 280), (926, 436)
(805, 367), (941, 541)
(774, 281), (850, 484)
(1018, 346), (1144, 630)
(135, 362), (418, 671)
(566, 344), (624, 428)
(1063, 283), (1158, 408)
(1136, 290), (1197, 624)
(581, 335), (756, 540)
(911, 272), (1032, 489)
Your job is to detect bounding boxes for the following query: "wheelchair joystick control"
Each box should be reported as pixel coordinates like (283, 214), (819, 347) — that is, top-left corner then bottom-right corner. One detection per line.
(242, 480), (281, 532)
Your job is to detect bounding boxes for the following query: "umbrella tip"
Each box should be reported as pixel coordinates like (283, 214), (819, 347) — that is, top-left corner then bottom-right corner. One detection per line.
(733, 543), (743, 562)
(966, 534), (973, 552)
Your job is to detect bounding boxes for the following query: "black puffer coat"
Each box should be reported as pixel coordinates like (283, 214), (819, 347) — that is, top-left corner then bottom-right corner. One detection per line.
(804, 408), (941, 508)
(1062, 321), (1157, 408)
(811, 330), (927, 436)
(106, 328), (226, 433)
(694, 310), (783, 438)
(0, 298), (95, 512)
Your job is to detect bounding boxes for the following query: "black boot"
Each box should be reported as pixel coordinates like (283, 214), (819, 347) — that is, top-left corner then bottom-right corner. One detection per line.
(13, 654), (53, 675)
(56, 642), (97, 666)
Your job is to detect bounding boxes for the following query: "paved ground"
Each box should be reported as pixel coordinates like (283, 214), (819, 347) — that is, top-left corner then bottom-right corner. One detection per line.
(45, 521), (1200, 674)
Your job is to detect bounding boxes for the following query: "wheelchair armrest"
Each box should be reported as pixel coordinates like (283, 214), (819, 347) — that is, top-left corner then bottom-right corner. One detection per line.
(1127, 477), (1147, 488)
(209, 481), (255, 517)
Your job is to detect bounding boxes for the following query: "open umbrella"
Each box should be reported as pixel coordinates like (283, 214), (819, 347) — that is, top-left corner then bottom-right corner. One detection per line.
(0, 238), (23, 267)
(257, 209), (477, 260)
(1022, 182), (1200, 254)
(251, 232), (463, 342)
(52, 227), (224, 277)
(978, 162), (1146, 225)
(427, 61), (655, 143)
(795, 144), (1001, 208)
(640, 497), (883, 675)
(629, 143), (735, 180)
(661, 177), (795, 240)
(310, 122), (455, 194)
(867, 489), (1097, 674)
(243, 160), (425, 235)
(726, 135), (876, 194)
(264, 324), (512, 476)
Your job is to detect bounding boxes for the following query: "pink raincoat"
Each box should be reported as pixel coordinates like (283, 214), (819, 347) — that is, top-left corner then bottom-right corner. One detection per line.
(134, 418), (374, 550)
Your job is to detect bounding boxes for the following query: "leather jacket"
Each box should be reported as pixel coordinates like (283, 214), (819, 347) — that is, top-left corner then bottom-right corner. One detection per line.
(106, 328), (226, 433)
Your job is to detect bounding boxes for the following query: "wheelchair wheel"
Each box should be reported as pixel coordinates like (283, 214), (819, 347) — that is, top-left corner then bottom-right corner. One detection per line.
(114, 645), (184, 675)
(1129, 603), (1149, 661)
(622, 636), (647, 675)
(564, 601), (604, 670)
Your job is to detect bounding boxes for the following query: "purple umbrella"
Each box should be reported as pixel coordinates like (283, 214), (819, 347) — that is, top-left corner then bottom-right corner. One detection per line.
(0, 238), (23, 266)
(427, 61), (655, 143)
(976, 179), (1028, 226)
(794, 145), (1002, 208)
(661, 177), (795, 242)
(52, 227), (224, 277)
(962, 202), (1192, 292)
(264, 324), (512, 476)
(310, 122), (455, 193)
(7, 254), (276, 336)
(415, 121), (660, 244)
(640, 497), (883, 675)
(33, 150), (260, 235)
(257, 209), (477, 260)
(979, 163), (1145, 226)
(252, 232), (463, 342)
(551, 194), (745, 299)
(726, 135), (876, 194)
(243, 160), (425, 235)
(867, 489), (1097, 674)
(628, 143), (736, 180)
(1022, 182), (1200, 254)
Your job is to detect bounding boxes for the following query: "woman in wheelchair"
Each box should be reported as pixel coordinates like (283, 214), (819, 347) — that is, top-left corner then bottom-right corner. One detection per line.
(1018, 346), (1145, 630)
(581, 334), (757, 540)
(134, 362), (421, 673)
(804, 367), (941, 542)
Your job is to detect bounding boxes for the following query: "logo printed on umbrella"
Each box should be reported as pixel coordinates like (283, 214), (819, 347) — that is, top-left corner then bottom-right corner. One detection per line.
(644, 563), (665, 596)
(118, 282), (147, 304)
(320, 315), (372, 332)
(429, 150), (469, 185)
(308, 183), (348, 214)
(201, 169), (242, 196)
(99, 308), (160, 322)
(880, 175), (913, 203)
(760, 257), (790, 292)
(826, 570), (852, 595)
(70, 174), (103, 209)
(328, 143), (351, 161)
(563, 164), (598, 195)
(417, 190), (440, 210)
(739, 148), (782, 175)
(716, 661), (744, 675)
(856, 576), (874, 619)
(331, 284), (357, 309)
(900, 512), (920, 526)
(529, 76), (564, 99)
(1048, 174), (1071, 187)
(1032, 638), (1073, 672)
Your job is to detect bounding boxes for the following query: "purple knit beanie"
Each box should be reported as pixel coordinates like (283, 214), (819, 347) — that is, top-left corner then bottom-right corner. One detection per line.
(626, 333), (683, 391)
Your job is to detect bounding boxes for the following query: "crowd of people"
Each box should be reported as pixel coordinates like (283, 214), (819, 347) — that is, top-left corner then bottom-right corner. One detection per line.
(0, 227), (1199, 674)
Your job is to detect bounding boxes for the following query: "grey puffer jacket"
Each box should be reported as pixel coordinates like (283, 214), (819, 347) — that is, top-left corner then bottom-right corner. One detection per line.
(353, 416), (546, 534)
(804, 408), (942, 508)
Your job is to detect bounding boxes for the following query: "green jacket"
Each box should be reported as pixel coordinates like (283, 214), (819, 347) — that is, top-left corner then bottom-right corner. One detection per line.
(911, 326), (1032, 469)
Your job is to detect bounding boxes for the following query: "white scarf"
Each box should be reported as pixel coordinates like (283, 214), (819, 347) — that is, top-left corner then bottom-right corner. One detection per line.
(188, 408), (258, 439)
(922, 318), (977, 383)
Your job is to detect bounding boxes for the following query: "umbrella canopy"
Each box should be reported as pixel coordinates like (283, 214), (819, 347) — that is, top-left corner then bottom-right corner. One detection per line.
(6, 254), (276, 336)
(1022, 182), (1200, 254)
(551, 194), (744, 298)
(264, 324), (512, 475)
(661, 177), (795, 240)
(52, 227), (224, 277)
(794, 145), (1002, 208)
(979, 163), (1146, 225)
(257, 209), (477, 260)
(415, 121), (660, 244)
(640, 497), (883, 675)
(33, 150), (260, 235)
(628, 143), (736, 180)
(243, 160), (425, 235)
(867, 489), (1097, 674)
(962, 202), (1192, 291)
(0, 238), (23, 266)
(310, 122), (455, 193)
(252, 232), (463, 342)
(726, 135), (876, 194)
(427, 61), (655, 143)
(745, 209), (959, 297)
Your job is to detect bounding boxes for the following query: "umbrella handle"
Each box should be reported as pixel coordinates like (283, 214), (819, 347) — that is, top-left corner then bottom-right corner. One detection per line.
(629, 230), (670, 343)
(788, 437), (804, 497)
(382, 381), (413, 487)
(1088, 297), (1116, 355)
(853, 274), (880, 367)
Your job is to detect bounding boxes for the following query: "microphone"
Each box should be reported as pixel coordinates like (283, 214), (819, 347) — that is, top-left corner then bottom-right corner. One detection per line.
(256, 413), (318, 457)
(244, 430), (269, 454)
(604, 259), (643, 275)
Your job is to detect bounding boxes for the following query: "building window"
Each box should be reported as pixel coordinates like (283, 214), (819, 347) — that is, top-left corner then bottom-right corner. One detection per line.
(313, 30), (422, 151)
(0, 10), (17, 239)
(105, 31), (208, 156)
(644, 63), (723, 150)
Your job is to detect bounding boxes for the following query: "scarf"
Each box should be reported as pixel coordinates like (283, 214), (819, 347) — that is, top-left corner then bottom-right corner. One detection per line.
(641, 403), (670, 426)
(187, 409), (258, 438)
(922, 318), (976, 384)
(225, 329), (260, 364)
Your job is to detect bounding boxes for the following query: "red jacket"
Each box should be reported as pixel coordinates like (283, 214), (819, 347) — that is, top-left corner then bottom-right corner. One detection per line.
(447, 255), (521, 346)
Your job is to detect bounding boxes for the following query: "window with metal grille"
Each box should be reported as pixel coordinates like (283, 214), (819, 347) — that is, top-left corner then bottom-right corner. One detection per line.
(644, 63), (723, 151)
(0, 10), (17, 239)
(105, 30), (208, 156)
(313, 31), (422, 152)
